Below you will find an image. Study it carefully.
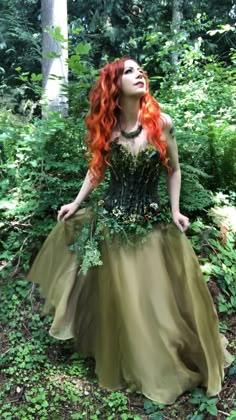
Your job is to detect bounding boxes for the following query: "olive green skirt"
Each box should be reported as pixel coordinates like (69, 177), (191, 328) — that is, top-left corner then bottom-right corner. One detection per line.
(27, 208), (234, 404)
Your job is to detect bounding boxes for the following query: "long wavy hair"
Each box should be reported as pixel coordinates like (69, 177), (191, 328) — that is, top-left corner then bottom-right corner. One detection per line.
(85, 58), (167, 183)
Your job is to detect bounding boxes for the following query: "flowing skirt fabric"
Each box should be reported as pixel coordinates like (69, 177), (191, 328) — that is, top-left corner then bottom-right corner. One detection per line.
(27, 208), (234, 404)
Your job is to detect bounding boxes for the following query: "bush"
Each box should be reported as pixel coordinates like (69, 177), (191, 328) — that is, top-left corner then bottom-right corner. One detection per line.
(0, 110), (89, 276)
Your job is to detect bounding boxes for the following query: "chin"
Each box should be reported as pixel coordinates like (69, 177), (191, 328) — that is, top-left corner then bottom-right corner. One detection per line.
(136, 90), (146, 98)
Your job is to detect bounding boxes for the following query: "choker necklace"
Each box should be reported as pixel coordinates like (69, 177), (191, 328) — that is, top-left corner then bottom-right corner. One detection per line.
(120, 124), (143, 139)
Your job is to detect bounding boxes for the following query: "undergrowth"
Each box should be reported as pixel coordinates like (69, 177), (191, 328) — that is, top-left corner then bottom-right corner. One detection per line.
(0, 275), (235, 419)
(0, 195), (235, 419)
(0, 18), (235, 420)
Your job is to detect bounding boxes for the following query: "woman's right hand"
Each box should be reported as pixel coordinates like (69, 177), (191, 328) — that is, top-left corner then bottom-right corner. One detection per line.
(57, 201), (79, 222)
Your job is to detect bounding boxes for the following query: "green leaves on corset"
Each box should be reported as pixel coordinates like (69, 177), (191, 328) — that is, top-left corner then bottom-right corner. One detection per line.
(69, 201), (170, 275)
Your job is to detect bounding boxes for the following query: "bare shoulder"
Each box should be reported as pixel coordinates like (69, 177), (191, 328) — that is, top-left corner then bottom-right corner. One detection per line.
(160, 112), (174, 130)
(160, 113), (179, 167)
(159, 112), (176, 143)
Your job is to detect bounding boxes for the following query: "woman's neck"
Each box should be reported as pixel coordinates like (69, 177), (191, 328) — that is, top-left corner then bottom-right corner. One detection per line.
(119, 98), (141, 130)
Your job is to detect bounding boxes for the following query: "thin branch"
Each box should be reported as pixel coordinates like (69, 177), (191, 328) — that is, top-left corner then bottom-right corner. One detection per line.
(218, 410), (230, 417)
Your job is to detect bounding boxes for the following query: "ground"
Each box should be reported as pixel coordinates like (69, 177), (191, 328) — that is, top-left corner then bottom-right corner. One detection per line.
(0, 276), (235, 420)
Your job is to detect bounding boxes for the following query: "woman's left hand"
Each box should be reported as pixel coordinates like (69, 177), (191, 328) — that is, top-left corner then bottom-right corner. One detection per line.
(172, 211), (190, 232)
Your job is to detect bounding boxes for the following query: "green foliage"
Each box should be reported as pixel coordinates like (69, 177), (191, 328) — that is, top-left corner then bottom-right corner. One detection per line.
(229, 411), (236, 420)
(0, 40), (96, 278)
(0, 244), (235, 420)
(71, 215), (104, 275)
(70, 198), (171, 275)
(0, 110), (88, 277)
(0, 0), (235, 322)
(188, 193), (236, 314)
(180, 164), (212, 212)
(188, 388), (218, 418)
(143, 399), (164, 419)
(0, 3), (235, 419)
(67, 0), (235, 69)
(0, 278), (142, 419)
(139, 22), (236, 194)
(68, 0), (141, 65)
(0, 0), (41, 108)
(157, 54), (236, 192)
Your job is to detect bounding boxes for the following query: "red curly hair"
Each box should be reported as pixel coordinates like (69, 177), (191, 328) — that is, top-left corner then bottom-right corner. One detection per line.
(85, 58), (167, 183)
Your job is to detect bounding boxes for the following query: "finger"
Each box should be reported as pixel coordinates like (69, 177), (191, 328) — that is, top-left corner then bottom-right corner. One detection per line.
(62, 210), (73, 221)
(57, 209), (66, 222)
(57, 212), (63, 222)
(174, 221), (184, 232)
(62, 213), (70, 221)
(175, 218), (188, 232)
(181, 221), (189, 231)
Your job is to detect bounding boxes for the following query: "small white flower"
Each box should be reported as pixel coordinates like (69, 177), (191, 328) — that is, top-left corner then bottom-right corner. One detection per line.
(150, 202), (159, 210)
(112, 208), (123, 217)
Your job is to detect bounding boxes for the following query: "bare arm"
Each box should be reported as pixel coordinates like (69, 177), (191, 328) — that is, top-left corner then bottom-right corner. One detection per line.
(161, 113), (189, 231)
(74, 170), (96, 206)
(57, 170), (96, 221)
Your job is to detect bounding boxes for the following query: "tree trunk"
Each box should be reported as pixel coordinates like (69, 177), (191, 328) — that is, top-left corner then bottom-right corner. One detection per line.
(41, 0), (68, 116)
(171, 0), (184, 67)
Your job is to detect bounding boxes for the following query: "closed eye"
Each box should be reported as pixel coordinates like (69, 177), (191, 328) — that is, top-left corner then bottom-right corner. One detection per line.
(123, 66), (147, 77)
(124, 68), (133, 74)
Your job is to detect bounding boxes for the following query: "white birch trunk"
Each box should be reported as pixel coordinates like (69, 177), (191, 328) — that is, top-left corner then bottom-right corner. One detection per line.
(171, 0), (184, 67)
(41, 0), (68, 116)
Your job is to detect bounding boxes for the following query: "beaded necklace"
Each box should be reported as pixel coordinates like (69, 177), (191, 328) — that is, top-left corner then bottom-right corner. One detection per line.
(120, 124), (143, 139)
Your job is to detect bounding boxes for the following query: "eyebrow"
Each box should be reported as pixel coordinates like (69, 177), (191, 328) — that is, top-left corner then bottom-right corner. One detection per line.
(124, 66), (143, 71)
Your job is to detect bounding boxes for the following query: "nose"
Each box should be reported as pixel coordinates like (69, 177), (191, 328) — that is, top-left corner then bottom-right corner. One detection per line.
(136, 70), (143, 79)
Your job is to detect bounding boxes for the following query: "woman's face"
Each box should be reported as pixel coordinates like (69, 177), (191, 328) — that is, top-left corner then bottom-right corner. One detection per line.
(121, 59), (147, 98)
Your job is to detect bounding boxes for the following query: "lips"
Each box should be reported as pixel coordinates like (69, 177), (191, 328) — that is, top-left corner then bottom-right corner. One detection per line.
(135, 81), (144, 87)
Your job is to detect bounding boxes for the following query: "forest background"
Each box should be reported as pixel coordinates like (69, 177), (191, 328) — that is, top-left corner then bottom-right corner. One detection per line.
(0, 0), (236, 419)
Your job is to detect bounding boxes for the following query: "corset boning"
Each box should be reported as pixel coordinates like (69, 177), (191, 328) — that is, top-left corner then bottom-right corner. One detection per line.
(103, 143), (163, 216)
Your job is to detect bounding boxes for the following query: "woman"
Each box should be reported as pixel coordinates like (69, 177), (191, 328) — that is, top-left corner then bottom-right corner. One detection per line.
(28, 58), (233, 404)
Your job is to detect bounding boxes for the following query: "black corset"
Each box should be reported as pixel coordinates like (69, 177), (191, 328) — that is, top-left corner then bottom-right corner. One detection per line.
(104, 141), (163, 217)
